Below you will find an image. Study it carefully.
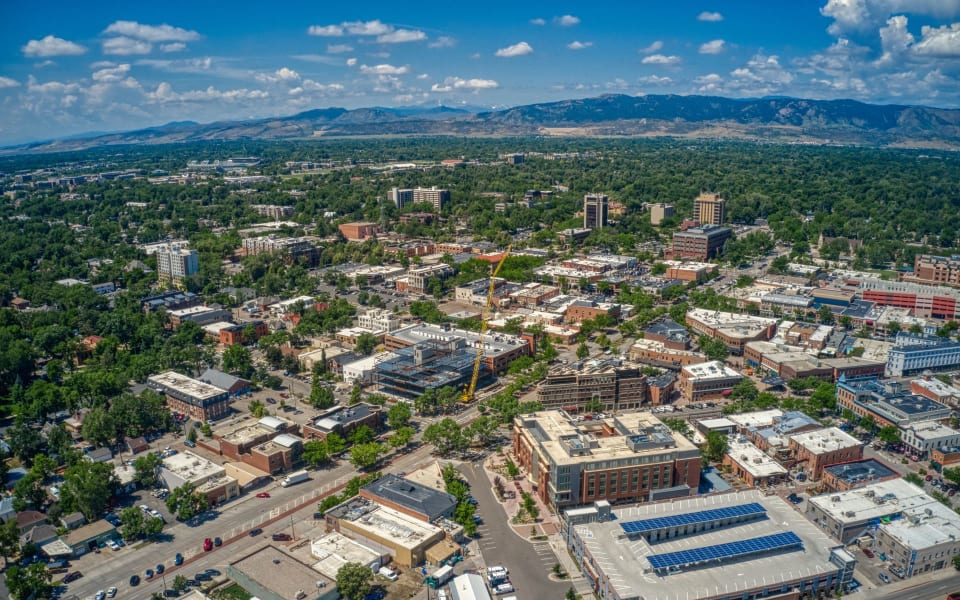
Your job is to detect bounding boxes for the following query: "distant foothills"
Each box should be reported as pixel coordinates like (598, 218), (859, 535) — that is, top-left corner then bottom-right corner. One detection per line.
(9, 93), (960, 154)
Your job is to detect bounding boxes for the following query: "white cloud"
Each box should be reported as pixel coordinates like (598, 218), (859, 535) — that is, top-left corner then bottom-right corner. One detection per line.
(428, 36), (456, 48)
(302, 79), (345, 93)
(359, 63), (410, 75)
(820, 0), (960, 35)
(555, 15), (581, 26)
(495, 41), (533, 57)
(638, 75), (672, 85)
(344, 20), (392, 35)
(327, 44), (354, 54)
(641, 54), (681, 65)
(160, 43), (186, 53)
(567, 41), (593, 50)
(92, 63), (131, 82)
(697, 11), (724, 22)
(530, 18), (546, 25)
(639, 41), (664, 54)
(22, 35), (87, 57)
(34, 60), (56, 68)
(346, 57), (358, 67)
(103, 21), (200, 42)
(431, 76), (499, 92)
(914, 22), (960, 57)
(605, 78), (630, 90)
(695, 73), (724, 92)
(307, 24), (344, 36)
(368, 51), (391, 59)
(377, 29), (427, 43)
(0, 76), (20, 89)
(699, 39), (726, 54)
(102, 37), (153, 56)
(148, 83), (269, 103)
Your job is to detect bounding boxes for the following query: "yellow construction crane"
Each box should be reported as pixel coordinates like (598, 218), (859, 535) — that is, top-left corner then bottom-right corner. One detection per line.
(461, 246), (511, 403)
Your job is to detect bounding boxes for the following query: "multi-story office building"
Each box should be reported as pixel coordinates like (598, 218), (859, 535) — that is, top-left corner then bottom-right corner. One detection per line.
(876, 500), (960, 579)
(535, 364), (647, 413)
(250, 204), (295, 219)
(401, 264), (455, 294)
(338, 222), (379, 242)
(147, 371), (231, 422)
(383, 322), (531, 374)
(836, 377), (952, 429)
(857, 278), (960, 320)
(789, 427), (863, 479)
(357, 308), (402, 332)
(514, 410), (700, 509)
(564, 491), (853, 600)
(156, 245), (199, 287)
(686, 308), (777, 355)
(900, 421), (960, 460)
(693, 192), (726, 225)
(678, 360), (743, 402)
(649, 202), (674, 225)
(240, 235), (319, 266)
(671, 225), (732, 260)
(901, 254), (960, 287)
(887, 333), (960, 376)
(390, 186), (450, 211)
(583, 193), (609, 229)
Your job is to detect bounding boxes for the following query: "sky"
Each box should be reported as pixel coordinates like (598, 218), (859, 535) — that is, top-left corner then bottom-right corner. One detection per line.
(4, 0), (960, 144)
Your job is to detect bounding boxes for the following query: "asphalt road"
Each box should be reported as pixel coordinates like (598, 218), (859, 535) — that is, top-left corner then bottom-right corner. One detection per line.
(460, 461), (571, 600)
(872, 572), (960, 600)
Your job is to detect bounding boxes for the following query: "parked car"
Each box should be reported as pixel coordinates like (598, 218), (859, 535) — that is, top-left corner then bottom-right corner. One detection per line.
(195, 572), (212, 581)
(266, 397), (277, 404)
(272, 532), (291, 541)
(249, 528), (263, 537)
(129, 575), (140, 586)
(863, 548), (874, 558)
(205, 569), (221, 577)
(184, 439), (197, 447)
(95, 591), (105, 600)
(63, 571), (82, 583)
(107, 587), (117, 598)
(256, 492), (271, 498)
(174, 553), (183, 565)
(214, 537), (222, 547)
(145, 569), (154, 579)
(879, 573), (890, 584)
(203, 538), (213, 551)
(156, 564), (165, 574)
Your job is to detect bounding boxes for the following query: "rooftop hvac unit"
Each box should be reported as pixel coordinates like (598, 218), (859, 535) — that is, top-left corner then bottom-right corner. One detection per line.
(925, 508), (934, 516)
(831, 496), (841, 502)
(845, 511), (856, 517)
(865, 490), (876, 498)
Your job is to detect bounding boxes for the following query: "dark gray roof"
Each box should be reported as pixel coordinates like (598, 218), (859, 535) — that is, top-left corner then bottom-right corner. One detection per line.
(824, 459), (896, 484)
(361, 473), (457, 521)
(199, 368), (248, 392)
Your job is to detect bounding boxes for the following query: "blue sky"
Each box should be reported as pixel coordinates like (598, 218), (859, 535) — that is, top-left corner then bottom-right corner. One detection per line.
(3, 1), (960, 143)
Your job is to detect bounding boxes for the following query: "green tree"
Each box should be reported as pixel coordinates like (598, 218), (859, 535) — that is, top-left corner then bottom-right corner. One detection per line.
(698, 335), (729, 361)
(5, 562), (53, 600)
(354, 333), (379, 355)
(388, 426), (415, 449)
(0, 518), (20, 568)
(303, 439), (329, 467)
(860, 414), (877, 433)
(7, 416), (44, 464)
(132, 453), (163, 488)
(704, 431), (729, 463)
(424, 418), (467, 456)
(663, 418), (692, 437)
(248, 398), (268, 418)
(576, 343), (590, 360)
(349, 425), (375, 445)
(120, 506), (145, 541)
(348, 382), (362, 405)
(310, 383), (336, 410)
(60, 460), (118, 521)
(336, 562), (373, 600)
(566, 587), (580, 600)
(165, 482), (209, 521)
(144, 516), (165, 538)
(387, 402), (412, 430)
(730, 378), (759, 402)
(221, 343), (253, 377)
(325, 432), (346, 455)
(80, 406), (117, 447)
(173, 574), (189, 593)
(877, 425), (901, 445)
(13, 472), (47, 511)
(350, 442), (383, 470)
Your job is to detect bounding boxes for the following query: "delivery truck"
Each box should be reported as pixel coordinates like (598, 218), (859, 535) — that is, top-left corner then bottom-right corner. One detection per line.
(281, 469), (309, 487)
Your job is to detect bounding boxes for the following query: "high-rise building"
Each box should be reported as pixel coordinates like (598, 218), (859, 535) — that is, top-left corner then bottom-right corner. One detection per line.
(390, 187), (450, 211)
(240, 235), (319, 266)
(671, 225), (732, 260)
(583, 193), (609, 229)
(693, 192), (726, 225)
(156, 244), (199, 288)
(649, 203), (674, 225)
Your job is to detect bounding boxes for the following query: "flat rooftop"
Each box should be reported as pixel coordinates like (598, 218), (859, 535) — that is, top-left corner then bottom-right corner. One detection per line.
(516, 410), (699, 467)
(332, 498), (442, 550)
(823, 459), (896, 485)
(682, 360), (742, 381)
(727, 409), (783, 430)
(907, 420), (960, 440)
(389, 323), (526, 357)
(311, 531), (382, 580)
(230, 545), (334, 599)
(572, 490), (841, 600)
(362, 473), (456, 520)
(220, 422), (270, 445)
(311, 403), (378, 433)
(808, 478), (937, 524)
(790, 427), (860, 453)
(726, 440), (788, 478)
(687, 308), (777, 339)
(162, 451), (226, 483)
(148, 371), (225, 401)
(881, 500), (960, 550)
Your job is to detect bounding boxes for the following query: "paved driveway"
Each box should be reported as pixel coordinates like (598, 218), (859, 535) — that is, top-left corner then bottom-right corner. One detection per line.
(460, 461), (571, 600)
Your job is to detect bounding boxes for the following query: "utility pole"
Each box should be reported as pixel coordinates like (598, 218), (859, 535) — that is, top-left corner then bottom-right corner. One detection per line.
(290, 515), (295, 540)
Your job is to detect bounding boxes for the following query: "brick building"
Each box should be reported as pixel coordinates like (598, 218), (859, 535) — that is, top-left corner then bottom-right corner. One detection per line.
(147, 371), (231, 422)
(678, 361), (743, 402)
(535, 364), (647, 413)
(789, 427), (863, 480)
(671, 225), (732, 260)
(302, 404), (383, 442)
(513, 410), (700, 509)
(338, 222), (379, 242)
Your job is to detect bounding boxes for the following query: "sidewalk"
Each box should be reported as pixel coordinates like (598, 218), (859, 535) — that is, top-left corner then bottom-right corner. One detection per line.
(480, 450), (587, 585)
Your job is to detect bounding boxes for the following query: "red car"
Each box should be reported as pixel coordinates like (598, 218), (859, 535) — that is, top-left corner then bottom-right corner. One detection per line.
(863, 548), (874, 558)
(203, 538), (213, 551)
(279, 393), (289, 399)
(256, 492), (271, 498)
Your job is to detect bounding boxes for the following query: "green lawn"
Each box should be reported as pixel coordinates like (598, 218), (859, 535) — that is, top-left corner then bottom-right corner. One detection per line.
(211, 584), (252, 600)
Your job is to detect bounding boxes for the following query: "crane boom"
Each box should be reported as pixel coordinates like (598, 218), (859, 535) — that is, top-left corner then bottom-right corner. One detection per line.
(461, 246), (511, 403)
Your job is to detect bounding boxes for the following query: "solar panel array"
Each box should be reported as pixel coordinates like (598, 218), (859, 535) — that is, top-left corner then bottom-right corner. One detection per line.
(646, 531), (803, 571)
(620, 502), (767, 535)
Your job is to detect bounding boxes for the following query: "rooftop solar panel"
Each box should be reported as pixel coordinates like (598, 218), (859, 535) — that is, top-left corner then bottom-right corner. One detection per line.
(620, 502), (767, 535)
(646, 531), (803, 571)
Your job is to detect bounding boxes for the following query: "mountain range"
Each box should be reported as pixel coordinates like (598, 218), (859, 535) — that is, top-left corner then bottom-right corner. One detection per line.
(9, 94), (960, 153)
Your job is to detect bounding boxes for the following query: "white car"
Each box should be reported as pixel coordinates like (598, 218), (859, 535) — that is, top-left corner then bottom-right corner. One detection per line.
(106, 540), (120, 551)
(494, 583), (515, 595)
(95, 591), (106, 600)
(107, 587), (117, 598)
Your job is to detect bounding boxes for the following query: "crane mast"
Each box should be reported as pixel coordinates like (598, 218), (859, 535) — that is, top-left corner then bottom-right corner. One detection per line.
(461, 246), (511, 403)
